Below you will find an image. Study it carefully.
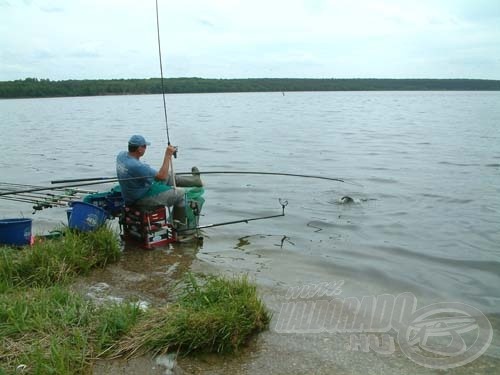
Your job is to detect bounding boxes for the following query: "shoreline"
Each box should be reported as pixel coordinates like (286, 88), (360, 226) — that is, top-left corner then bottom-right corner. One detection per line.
(2, 77), (500, 100)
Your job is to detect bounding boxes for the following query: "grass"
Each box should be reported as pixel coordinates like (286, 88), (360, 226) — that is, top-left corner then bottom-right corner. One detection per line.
(0, 286), (142, 374)
(0, 226), (121, 289)
(0, 227), (270, 374)
(111, 274), (270, 358)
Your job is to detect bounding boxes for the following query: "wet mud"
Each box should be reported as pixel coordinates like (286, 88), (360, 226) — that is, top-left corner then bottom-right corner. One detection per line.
(84, 235), (500, 375)
(73, 241), (200, 307)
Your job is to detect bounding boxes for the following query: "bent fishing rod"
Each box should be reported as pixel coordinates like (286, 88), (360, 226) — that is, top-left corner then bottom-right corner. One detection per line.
(50, 171), (351, 185)
(2, 171), (354, 197)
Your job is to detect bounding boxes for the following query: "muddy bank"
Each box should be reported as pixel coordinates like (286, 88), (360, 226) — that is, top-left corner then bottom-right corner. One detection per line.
(73, 241), (199, 306)
(183, 254), (500, 375)
(83, 236), (499, 375)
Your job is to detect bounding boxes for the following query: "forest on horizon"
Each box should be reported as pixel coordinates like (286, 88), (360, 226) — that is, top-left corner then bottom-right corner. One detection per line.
(1, 77), (500, 99)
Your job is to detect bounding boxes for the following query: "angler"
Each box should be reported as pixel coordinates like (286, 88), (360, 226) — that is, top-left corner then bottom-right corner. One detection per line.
(116, 134), (204, 236)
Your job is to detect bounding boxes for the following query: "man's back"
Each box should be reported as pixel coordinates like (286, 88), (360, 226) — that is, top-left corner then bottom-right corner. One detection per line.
(116, 151), (156, 204)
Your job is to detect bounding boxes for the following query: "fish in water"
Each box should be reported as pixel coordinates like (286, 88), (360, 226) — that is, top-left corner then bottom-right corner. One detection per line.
(339, 196), (355, 204)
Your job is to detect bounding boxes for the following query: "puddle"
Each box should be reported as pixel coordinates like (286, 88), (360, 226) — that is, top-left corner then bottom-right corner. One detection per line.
(73, 241), (201, 307)
(76, 241), (201, 375)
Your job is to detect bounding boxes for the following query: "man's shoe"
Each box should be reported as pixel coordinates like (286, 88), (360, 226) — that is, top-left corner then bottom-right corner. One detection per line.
(175, 167), (203, 187)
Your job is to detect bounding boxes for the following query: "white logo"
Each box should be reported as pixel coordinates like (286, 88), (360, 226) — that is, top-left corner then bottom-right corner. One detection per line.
(273, 284), (492, 369)
(23, 227), (31, 240)
(398, 302), (492, 369)
(85, 214), (100, 228)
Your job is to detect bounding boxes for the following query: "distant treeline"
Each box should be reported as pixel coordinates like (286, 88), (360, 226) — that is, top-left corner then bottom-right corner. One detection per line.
(1, 77), (500, 98)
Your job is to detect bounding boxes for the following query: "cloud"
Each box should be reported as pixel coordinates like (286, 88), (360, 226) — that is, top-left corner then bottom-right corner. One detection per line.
(40, 5), (64, 13)
(0, 0), (499, 80)
(67, 42), (103, 59)
(197, 18), (217, 30)
(32, 48), (57, 60)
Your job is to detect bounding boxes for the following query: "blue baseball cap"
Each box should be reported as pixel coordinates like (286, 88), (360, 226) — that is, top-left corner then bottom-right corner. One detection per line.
(128, 135), (151, 146)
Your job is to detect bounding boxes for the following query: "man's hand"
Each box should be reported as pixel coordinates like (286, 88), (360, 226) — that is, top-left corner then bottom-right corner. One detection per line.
(157, 144), (177, 181)
(166, 144), (177, 158)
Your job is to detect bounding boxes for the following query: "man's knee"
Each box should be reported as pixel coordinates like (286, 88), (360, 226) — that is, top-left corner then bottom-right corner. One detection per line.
(173, 188), (185, 206)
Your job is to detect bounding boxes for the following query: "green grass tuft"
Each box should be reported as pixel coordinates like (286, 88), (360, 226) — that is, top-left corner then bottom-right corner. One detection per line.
(0, 226), (121, 288)
(112, 274), (270, 358)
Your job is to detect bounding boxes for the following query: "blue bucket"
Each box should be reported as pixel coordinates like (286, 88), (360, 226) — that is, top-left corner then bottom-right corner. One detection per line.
(68, 201), (107, 232)
(0, 218), (33, 246)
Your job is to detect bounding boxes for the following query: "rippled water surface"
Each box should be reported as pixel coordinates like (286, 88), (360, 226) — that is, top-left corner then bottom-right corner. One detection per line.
(1, 91), (500, 367)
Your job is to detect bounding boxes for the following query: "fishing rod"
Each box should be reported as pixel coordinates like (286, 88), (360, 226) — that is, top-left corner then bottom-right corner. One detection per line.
(0, 195), (42, 205)
(0, 180), (115, 197)
(155, 0), (176, 158)
(176, 171), (347, 183)
(0, 187), (88, 213)
(177, 171), (363, 186)
(0, 189), (83, 205)
(0, 181), (43, 188)
(51, 177), (117, 184)
(50, 171), (352, 185)
(1, 181), (96, 195)
(6, 192), (79, 203)
(0, 195), (66, 213)
(176, 199), (288, 233)
(0, 185), (87, 200)
(0, 182), (49, 193)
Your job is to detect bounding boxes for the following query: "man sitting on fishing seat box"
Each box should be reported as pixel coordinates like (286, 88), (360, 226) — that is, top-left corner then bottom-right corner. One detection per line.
(116, 134), (202, 230)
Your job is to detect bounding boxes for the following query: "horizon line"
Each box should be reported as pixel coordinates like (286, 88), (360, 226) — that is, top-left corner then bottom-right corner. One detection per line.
(2, 77), (500, 83)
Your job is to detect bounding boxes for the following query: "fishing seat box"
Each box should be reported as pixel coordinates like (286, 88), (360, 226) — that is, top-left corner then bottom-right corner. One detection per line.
(120, 205), (176, 249)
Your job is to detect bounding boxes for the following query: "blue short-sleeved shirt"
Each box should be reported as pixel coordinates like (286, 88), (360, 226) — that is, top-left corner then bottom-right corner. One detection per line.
(116, 151), (157, 204)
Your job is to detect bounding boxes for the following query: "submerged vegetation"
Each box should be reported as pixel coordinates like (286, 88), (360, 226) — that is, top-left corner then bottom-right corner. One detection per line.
(0, 228), (269, 374)
(1, 77), (500, 98)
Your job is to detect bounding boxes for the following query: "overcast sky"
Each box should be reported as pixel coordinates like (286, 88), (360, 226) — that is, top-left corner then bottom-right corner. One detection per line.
(1, 0), (499, 81)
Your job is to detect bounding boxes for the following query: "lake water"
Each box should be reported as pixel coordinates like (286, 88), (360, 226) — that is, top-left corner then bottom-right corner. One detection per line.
(1, 91), (499, 370)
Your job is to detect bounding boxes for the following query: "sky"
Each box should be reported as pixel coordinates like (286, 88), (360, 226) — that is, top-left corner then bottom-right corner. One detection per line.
(1, 0), (499, 81)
